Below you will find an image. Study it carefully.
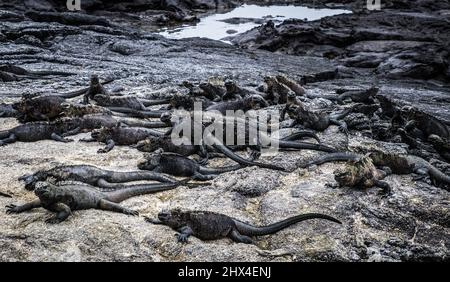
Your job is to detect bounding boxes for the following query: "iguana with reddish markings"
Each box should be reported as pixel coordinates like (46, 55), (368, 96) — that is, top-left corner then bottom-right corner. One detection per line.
(145, 209), (341, 244)
(5, 181), (192, 223)
(334, 156), (392, 196)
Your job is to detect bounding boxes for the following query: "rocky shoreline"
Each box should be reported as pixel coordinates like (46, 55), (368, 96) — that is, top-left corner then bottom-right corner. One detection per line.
(0, 1), (449, 262)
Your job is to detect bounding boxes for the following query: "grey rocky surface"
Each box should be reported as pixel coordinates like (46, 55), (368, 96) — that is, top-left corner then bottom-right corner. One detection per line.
(0, 0), (449, 262)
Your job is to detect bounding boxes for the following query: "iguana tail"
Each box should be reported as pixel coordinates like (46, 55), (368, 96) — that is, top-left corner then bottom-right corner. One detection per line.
(298, 152), (362, 168)
(279, 140), (336, 153)
(233, 213), (342, 236)
(0, 130), (11, 139)
(106, 179), (198, 202)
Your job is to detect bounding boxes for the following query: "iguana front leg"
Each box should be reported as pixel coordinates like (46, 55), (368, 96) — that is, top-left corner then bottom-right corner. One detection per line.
(176, 226), (193, 243)
(144, 216), (163, 225)
(330, 118), (348, 134)
(98, 139), (115, 153)
(192, 172), (215, 181)
(62, 127), (82, 137)
(196, 145), (210, 165)
(80, 137), (96, 142)
(46, 203), (72, 224)
(0, 134), (17, 146)
(6, 199), (41, 214)
(98, 199), (139, 216)
(51, 133), (73, 143)
(374, 180), (391, 197)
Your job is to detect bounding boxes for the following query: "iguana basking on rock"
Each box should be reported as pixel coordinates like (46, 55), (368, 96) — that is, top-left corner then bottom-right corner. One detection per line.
(138, 151), (242, 180)
(299, 151), (450, 190)
(16, 95), (66, 122)
(223, 80), (263, 101)
(5, 181), (189, 223)
(206, 94), (269, 114)
(0, 103), (18, 118)
(81, 125), (164, 153)
(19, 164), (178, 191)
(286, 104), (352, 134)
(0, 120), (76, 146)
(0, 64), (76, 82)
(145, 209), (341, 244)
(59, 75), (114, 100)
(334, 156), (392, 196)
(336, 87), (378, 104)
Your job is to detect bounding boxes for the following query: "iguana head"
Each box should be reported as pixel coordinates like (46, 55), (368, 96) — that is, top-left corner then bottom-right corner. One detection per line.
(91, 126), (113, 142)
(137, 152), (162, 170)
(19, 171), (47, 191)
(247, 94), (269, 110)
(135, 136), (160, 152)
(158, 208), (185, 228)
(224, 80), (238, 93)
(90, 74), (100, 86)
(34, 182), (64, 204)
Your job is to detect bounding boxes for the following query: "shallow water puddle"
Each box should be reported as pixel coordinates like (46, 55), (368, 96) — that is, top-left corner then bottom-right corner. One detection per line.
(158, 4), (351, 42)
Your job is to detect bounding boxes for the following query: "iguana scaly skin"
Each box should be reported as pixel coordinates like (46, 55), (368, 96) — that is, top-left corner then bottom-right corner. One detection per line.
(83, 125), (164, 153)
(369, 152), (450, 189)
(16, 95), (66, 122)
(146, 209), (341, 244)
(206, 94), (269, 114)
(19, 164), (178, 191)
(5, 181), (189, 223)
(138, 151), (241, 181)
(0, 120), (76, 146)
(334, 156), (391, 196)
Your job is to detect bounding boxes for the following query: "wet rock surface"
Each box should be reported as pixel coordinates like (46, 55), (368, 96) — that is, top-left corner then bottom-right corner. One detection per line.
(0, 0), (449, 262)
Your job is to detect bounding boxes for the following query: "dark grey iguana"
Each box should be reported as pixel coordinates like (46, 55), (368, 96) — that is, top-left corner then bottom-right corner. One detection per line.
(81, 125), (164, 153)
(5, 181), (189, 223)
(0, 120), (76, 146)
(206, 94), (269, 114)
(138, 151), (242, 181)
(145, 209), (341, 244)
(19, 164), (178, 191)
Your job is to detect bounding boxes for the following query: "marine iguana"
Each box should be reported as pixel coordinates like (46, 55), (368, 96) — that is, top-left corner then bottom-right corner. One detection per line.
(334, 156), (392, 196)
(167, 94), (214, 111)
(61, 103), (114, 117)
(223, 80), (263, 100)
(206, 94), (269, 114)
(369, 151), (450, 189)
(0, 103), (18, 118)
(145, 209), (341, 244)
(264, 76), (295, 104)
(428, 134), (450, 162)
(400, 106), (449, 140)
(336, 87), (378, 104)
(0, 120), (76, 146)
(299, 151), (450, 189)
(286, 104), (352, 134)
(5, 181), (189, 223)
(92, 94), (147, 110)
(199, 82), (225, 101)
(16, 95), (66, 122)
(0, 64), (76, 77)
(83, 74), (109, 104)
(59, 75), (114, 99)
(19, 164), (178, 191)
(138, 151), (242, 181)
(108, 107), (166, 119)
(275, 75), (306, 96)
(82, 125), (164, 153)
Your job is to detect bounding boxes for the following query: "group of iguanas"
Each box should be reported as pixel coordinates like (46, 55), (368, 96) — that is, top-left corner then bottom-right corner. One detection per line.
(1, 63), (449, 244)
